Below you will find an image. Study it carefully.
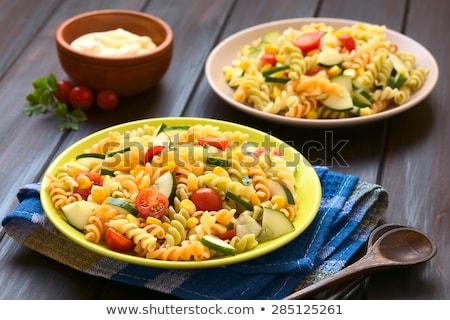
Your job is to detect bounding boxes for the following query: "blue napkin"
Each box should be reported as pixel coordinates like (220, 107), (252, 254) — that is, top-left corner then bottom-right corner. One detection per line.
(1, 166), (387, 299)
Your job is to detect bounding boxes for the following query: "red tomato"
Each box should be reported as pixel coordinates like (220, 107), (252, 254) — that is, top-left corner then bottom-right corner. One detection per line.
(294, 31), (322, 52)
(218, 229), (236, 240)
(198, 136), (230, 151)
(69, 85), (94, 110)
(337, 34), (356, 52)
(305, 66), (330, 77)
(144, 145), (165, 163)
(96, 89), (119, 111)
(104, 228), (134, 252)
(53, 80), (74, 104)
(73, 171), (103, 200)
(136, 188), (169, 218)
(191, 188), (223, 211)
(254, 147), (282, 157)
(260, 53), (277, 66)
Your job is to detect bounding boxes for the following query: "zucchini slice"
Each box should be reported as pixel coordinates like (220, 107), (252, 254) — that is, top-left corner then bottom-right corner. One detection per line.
(104, 197), (138, 216)
(61, 200), (99, 230)
(257, 207), (294, 242)
(225, 191), (253, 210)
(318, 48), (342, 67)
(154, 171), (176, 202)
(268, 179), (295, 205)
(200, 235), (236, 256)
(321, 92), (353, 111)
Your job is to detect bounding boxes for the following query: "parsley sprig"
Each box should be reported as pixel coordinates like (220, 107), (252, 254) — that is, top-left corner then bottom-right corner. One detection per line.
(23, 73), (87, 131)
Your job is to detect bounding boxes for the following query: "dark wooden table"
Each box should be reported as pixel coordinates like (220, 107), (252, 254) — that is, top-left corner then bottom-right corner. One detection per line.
(0, 0), (448, 299)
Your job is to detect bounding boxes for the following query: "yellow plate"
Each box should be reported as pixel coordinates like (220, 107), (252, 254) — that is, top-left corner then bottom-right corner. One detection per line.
(41, 117), (321, 269)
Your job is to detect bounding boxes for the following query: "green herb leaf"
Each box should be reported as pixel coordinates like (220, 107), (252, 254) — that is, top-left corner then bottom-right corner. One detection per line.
(24, 73), (87, 131)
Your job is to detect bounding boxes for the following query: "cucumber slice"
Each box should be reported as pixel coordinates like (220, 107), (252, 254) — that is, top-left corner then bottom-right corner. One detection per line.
(268, 179), (295, 205)
(104, 197), (138, 216)
(200, 235), (236, 256)
(352, 88), (374, 106)
(330, 75), (352, 92)
(262, 30), (281, 44)
(206, 157), (229, 167)
(152, 131), (171, 147)
(321, 91), (353, 111)
(154, 171), (176, 202)
(154, 123), (167, 136)
(107, 147), (131, 157)
(388, 72), (407, 89)
(318, 48), (342, 67)
(61, 200), (99, 230)
(235, 212), (262, 238)
(225, 191), (253, 210)
(388, 53), (409, 76)
(257, 207), (294, 242)
(75, 153), (105, 169)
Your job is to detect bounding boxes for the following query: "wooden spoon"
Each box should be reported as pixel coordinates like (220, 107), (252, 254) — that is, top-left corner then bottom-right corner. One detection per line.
(284, 227), (437, 300)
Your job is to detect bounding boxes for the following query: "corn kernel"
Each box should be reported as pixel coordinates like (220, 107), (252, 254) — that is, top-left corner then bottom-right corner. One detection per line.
(146, 216), (162, 226)
(357, 67), (365, 76)
(224, 67), (234, 81)
(76, 174), (92, 189)
(239, 60), (249, 71)
(126, 214), (140, 225)
(186, 217), (199, 229)
(307, 49), (320, 57)
(328, 65), (341, 77)
(343, 68), (356, 78)
(276, 54), (284, 63)
(272, 195), (287, 208)
(272, 86), (281, 99)
(180, 199), (196, 215)
(306, 111), (319, 119)
(359, 107), (373, 116)
(264, 43), (278, 54)
(90, 185), (107, 204)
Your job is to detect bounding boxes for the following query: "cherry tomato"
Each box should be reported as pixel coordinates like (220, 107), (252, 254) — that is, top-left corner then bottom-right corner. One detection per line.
(69, 85), (94, 110)
(73, 171), (103, 200)
(53, 80), (74, 104)
(260, 53), (277, 66)
(305, 66), (330, 77)
(198, 136), (230, 151)
(96, 89), (119, 111)
(135, 188), (169, 218)
(218, 229), (236, 240)
(191, 188), (223, 211)
(254, 147), (282, 157)
(144, 145), (165, 163)
(337, 34), (356, 52)
(294, 31), (322, 52)
(104, 227), (134, 252)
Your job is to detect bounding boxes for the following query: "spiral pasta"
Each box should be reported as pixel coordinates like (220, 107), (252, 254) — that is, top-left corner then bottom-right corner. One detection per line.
(224, 22), (429, 120)
(45, 123), (299, 261)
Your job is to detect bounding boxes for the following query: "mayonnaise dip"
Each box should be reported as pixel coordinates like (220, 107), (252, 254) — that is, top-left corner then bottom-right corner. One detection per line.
(70, 28), (157, 57)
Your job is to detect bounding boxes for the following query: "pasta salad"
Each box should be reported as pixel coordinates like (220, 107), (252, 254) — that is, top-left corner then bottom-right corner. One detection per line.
(223, 22), (429, 119)
(45, 123), (299, 261)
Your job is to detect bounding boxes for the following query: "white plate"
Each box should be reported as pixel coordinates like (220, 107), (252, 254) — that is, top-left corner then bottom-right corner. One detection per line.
(205, 18), (439, 128)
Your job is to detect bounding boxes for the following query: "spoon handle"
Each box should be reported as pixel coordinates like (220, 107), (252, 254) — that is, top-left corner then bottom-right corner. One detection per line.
(283, 255), (380, 300)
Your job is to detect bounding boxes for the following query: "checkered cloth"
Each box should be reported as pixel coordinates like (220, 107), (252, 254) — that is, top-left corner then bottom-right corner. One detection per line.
(1, 166), (387, 299)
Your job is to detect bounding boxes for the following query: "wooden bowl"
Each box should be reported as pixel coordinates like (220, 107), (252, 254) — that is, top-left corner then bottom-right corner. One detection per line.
(55, 10), (173, 97)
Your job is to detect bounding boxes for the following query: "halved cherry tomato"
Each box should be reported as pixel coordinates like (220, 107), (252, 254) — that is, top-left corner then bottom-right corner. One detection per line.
(144, 145), (165, 163)
(294, 31), (322, 52)
(136, 188), (169, 218)
(74, 171), (103, 200)
(254, 147), (282, 157)
(104, 227), (134, 252)
(305, 66), (330, 77)
(218, 229), (237, 240)
(191, 188), (223, 211)
(337, 34), (356, 52)
(260, 53), (277, 66)
(198, 136), (230, 151)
